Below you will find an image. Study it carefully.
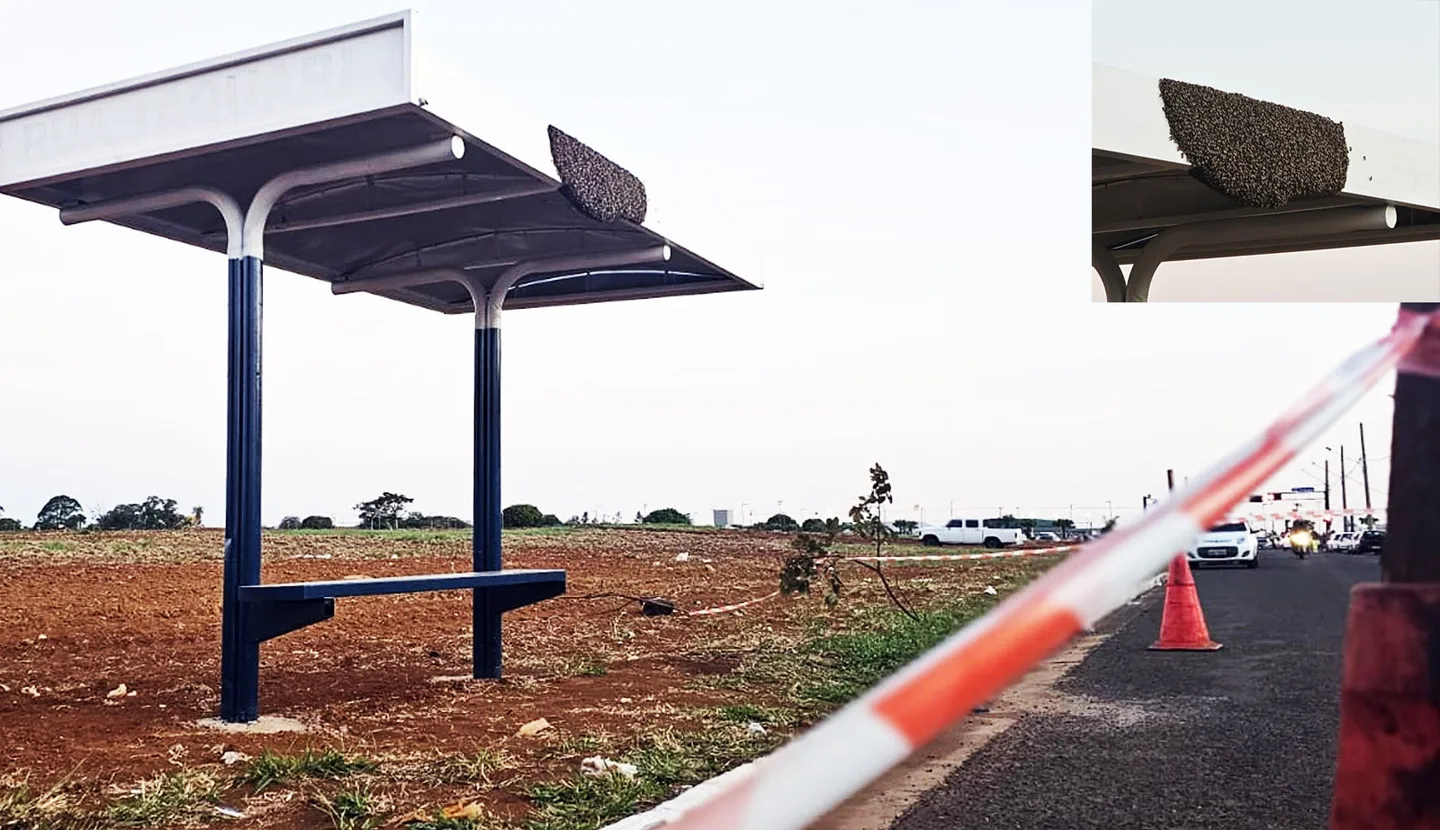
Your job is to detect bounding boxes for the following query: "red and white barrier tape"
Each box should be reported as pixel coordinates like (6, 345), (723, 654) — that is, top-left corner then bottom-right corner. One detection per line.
(1228, 508), (1383, 523)
(687, 591), (780, 617)
(654, 308), (1435, 830)
(848, 545), (1079, 563)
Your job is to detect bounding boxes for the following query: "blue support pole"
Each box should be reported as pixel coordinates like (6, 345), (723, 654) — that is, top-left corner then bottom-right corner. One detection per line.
(220, 255), (264, 721)
(473, 323), (503, 677)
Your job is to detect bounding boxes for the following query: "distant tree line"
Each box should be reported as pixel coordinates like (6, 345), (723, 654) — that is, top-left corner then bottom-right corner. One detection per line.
(0, 495), (202, 532)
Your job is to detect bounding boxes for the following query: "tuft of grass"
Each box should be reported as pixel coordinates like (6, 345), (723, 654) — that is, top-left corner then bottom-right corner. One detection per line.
(106, 769), (222, 827)
(239, 747), (377, 792)
(0, 777), (98, 830)
(311, 783), (389, 830)
(542, 731), (615, 761)
(523, 774), (665, 830)
(626, 726), (780, 789)
(796, 600), (991, 705)
(566, 656), (609, 677)
(426, 748), (517, 787)
(714, 703), (783, 725)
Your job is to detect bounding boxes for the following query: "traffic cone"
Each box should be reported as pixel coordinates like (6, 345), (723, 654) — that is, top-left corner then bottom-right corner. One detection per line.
(1149, 555), (1222, 651)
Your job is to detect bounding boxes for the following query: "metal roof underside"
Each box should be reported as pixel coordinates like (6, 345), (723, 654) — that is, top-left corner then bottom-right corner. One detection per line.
(0, 105), (756, 314)
(1093, 151), (1440, 266)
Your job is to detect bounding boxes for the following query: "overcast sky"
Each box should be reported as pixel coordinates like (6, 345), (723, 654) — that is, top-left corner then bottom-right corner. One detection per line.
(1091, 0), (1440, 302)
(0, 1), (1429, 532)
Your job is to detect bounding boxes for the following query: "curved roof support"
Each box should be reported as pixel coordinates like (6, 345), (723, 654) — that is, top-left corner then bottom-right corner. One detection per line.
(1091, 240), (1127, 302)
(242, 136), (465, 259)
(331, 245), (673, 328)
(1124, 205), (1397, 302)
(60, 186), (244, 258)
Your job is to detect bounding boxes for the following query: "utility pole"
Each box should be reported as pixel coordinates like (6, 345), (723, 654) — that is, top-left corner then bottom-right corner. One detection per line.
(1359, 422), (1372, 512)
(1166, 469), (1175, 493)
(1324, 459), (1331, 510)
(1340, 445), (1349, 531)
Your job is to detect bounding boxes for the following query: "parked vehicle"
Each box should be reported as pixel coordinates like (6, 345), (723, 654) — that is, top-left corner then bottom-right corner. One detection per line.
(1185, 521), (1259, 569)
(1033, 531), (1061, 543)
(1355, 530), (1386, 555)
(1327, 531), (1361, 553)
(918, 519), (1027, 549)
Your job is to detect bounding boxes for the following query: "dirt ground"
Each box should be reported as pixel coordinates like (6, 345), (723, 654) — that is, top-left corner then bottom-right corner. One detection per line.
(0, 527), (1058, 828)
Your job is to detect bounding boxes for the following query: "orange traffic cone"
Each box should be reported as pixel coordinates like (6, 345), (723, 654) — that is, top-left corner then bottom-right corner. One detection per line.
(1149, 555), (1222, 651)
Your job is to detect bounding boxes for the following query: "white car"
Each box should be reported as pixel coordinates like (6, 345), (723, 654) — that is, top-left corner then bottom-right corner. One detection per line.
(1185, 521), (1259, 569)
(1327, 531), (1360, 553)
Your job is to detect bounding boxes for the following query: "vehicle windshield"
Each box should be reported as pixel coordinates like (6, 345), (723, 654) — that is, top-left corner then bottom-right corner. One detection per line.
(1207, 522), (1248, 533)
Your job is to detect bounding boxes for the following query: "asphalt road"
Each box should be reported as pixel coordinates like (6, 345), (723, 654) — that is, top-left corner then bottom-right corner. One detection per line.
(892, 548), (1378, 830)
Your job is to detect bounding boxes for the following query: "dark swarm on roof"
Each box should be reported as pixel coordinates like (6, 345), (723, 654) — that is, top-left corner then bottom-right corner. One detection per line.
(1158, 78), (1349, 210)
(547, 125), (648, 224)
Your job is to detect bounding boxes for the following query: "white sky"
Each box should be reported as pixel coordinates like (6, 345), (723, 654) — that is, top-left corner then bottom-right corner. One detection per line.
(1091, 0), (1440, 302)
(0, 1), (1428, 531)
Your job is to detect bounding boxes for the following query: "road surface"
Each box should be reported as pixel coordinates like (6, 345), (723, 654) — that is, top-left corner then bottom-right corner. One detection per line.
(892, 548), (1375, 830)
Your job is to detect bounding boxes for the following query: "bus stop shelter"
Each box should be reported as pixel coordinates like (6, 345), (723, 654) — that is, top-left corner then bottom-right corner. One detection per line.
(0, 11), (758, 723)
(1092, 64), (1440, 302)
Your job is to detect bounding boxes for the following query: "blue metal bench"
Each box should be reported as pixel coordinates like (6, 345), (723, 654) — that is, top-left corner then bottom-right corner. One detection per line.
(239, 569), (566, 601)
(232, 570), (567, 650)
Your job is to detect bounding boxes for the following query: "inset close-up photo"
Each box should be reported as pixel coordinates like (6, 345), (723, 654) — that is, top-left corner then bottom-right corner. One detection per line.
(1092, 0), (1440, 302)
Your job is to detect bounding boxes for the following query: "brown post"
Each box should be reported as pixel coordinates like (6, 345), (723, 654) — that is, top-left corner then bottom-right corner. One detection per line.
(1330, 302), (1440, 828)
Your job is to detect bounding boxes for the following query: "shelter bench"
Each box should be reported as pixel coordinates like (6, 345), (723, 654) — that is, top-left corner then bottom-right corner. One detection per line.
(233, 569), (566, 644)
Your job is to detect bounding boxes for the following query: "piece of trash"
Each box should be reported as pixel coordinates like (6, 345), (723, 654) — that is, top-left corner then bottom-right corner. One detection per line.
(214, 805), (246, 819)
(21, 685), (39, 697)
(640, 597), (677, 616)
(390, 554), (399, 560)
(704, 564), (716, 573)
(221, 750), (250, 766)
(440, 802), (487, 820)
(0, 683), (8, 693)
(341, 574), (368, 581)
(580, 756), (637, 779)
(674, 552), (690, 563)
(618, 697), (632, 704)
(517, 717), (552, 737)
(127, 690), (137, 697)
(36, 634), (47, 641)
(106, 683), (128, 699)
(983, 586), (998, 596)
(972, 705), (991, 714)
(746, 722), (767, 734)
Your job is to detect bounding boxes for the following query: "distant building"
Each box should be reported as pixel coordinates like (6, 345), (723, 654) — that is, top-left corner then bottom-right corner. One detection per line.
(713, 509), (733, 528)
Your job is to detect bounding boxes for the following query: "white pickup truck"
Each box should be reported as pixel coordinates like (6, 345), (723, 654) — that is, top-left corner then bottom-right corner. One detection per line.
(917, 519), (1027, 549)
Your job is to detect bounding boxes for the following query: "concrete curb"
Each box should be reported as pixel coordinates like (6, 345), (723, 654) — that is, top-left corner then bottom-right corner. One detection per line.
(598, 568), (1168, 830)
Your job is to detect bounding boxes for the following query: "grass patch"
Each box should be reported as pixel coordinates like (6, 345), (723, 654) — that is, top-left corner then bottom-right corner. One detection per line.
(106, 769), (222, 827)
(796, 599), (992, 705)
(310, 782), (389, 830)
(239, 747), (377, 792)
(425, 748), (518, 787)
(523, 775), (665, 830)
(0, 778), (98, 830)
(714, 703), (787, 725)
(625, 726), (777, 788)
(565, 656), (609, 677)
